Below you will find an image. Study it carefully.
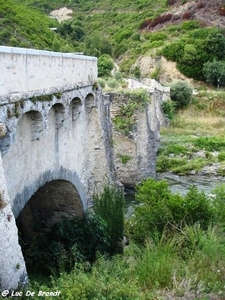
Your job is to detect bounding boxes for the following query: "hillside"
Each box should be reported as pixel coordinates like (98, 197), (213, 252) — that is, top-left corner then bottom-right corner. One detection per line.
(2, 0), (225, 84)
(0, 0), (74, 51)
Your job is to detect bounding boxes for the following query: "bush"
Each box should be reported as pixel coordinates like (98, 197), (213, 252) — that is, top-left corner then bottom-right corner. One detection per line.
(170, 81), (193, 109)
(203, 60), (225, 87)
(97, 54), (114, 77)
(23, 212), (109, 275)
(126, 179), (213, 244)
(161, 99), (176, 120)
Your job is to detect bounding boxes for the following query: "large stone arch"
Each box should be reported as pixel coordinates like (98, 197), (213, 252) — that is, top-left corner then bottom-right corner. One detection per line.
(12, 168), (87, 219)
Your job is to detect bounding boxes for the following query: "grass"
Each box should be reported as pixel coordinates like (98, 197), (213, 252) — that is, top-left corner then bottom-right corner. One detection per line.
(157, 89), (225, 174)
(15, 226), (225, 300)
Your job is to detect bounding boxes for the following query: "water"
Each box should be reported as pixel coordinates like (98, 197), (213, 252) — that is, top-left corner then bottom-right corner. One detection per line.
(157, 172), (225, 196)
(124, 173), (225, 217)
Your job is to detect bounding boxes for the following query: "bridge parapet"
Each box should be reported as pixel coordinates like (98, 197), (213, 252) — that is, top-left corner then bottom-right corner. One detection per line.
(0, 46), (97, 99)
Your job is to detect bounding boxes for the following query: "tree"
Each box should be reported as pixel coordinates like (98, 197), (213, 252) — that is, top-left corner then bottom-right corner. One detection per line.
(170, 81), (193, 109)
(97, 54), (114, 77)
(205, 32), (225, 60)
(83, 33), (112, 57)
(203, 60), (225, 88)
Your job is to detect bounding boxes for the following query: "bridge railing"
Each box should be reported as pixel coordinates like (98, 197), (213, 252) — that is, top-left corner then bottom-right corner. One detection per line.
(0, 46), (97, 98)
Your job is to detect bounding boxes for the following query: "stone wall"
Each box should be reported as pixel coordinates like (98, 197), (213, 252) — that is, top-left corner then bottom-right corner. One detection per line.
(108, 80), (169, 187)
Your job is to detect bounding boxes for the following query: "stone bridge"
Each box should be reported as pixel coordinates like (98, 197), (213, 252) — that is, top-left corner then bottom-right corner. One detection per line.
(0, 46), (116, 290)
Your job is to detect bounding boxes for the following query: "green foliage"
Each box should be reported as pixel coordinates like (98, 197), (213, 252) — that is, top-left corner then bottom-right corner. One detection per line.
(131, 66), (141, 79)
(113, 89), (150, 135)
(218, 151), (225, 162)
(117, 154), (131, 164)
(107, 78), (118, 89)
(194, 136), (225, 151)
(181, 20), (201, 30)
(97, 54), (114, 77)
(0, 0), (71, 51)
(162, 41), (185, 61)
(203, 60), (225, 87)
(127, 179), (214, 244)
(170, 81), (193, 109)
(212, 184), (225, 229)
(84, 33), (112, 57)
(94, 185), (125, 255)
(22, 212), (109, 275)
(161, 99), (176, 120)
(205, 32), (225, 60)
(145, 31), (167, 42)
(97, 78), (106, 88)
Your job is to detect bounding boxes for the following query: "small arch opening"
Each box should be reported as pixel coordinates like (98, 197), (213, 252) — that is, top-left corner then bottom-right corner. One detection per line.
(85, 93), (96, 114)
(51, 103), (66, 129)
(70, 97), (82, 121)
(17, 110), (43, 142)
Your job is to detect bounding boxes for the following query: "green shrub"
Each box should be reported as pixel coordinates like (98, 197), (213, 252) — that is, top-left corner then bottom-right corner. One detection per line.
(127, 179), (213, 244)
(162, 41), (185, 62)
(94, 185), (125, 255)
(170, 81), (193, 109)
(218, 151), (225, 161)
(97, 78), (106, 88)
(211, 184), (225, 228)
(98, 54), (114, 77)
(107, 78), (118, 89)
(22, 212), (109, 275)
(161, 100), (176, 120)
(181, 20), (201, 30)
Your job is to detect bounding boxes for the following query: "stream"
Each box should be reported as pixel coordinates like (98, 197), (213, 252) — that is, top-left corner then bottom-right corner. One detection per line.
(125, 172), (225, 218)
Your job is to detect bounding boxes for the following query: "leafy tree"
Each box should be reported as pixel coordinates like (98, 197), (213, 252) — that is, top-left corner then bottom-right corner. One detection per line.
(205, 32), (225, 60)
(203, 60), (225, 88)
(83, 33), (112, 57)
(97, 54), (114, 77)
(170, 81), (193, 109)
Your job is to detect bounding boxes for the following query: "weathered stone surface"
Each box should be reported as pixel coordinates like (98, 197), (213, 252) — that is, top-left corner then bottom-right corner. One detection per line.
(108, 79), (169, 187)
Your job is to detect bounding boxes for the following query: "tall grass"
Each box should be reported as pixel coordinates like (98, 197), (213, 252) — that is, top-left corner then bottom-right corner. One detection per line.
(21, 224), (225, 299)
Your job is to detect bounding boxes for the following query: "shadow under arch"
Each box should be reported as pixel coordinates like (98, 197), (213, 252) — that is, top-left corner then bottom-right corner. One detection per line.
(16, 179), (84, 243)
(15, 177), (85, 276)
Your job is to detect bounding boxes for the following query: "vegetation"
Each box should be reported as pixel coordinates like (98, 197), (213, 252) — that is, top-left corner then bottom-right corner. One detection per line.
(15, 180), (225, 300)
(94, 185), (125, 255)
(113, 89), (150, 135)
(0, 0), (73, 51)
(170, 81), (193, 109)
(1, 0), (223, 84)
